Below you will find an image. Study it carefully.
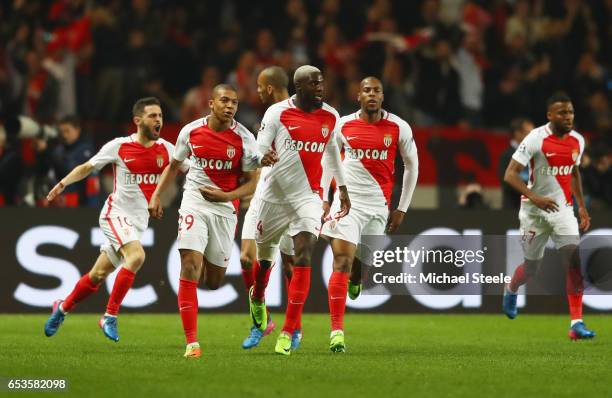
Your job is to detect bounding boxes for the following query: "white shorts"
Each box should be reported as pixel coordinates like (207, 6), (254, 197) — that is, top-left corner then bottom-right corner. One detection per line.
(177, 190), (237, 268)
(242, 196), (294, 255)
(321, 201), (388, 261)
(98, 212), (147, 268)
(321, 202), (388, 245)
(255, 194), (323, 261)
(519, 206), (580, 261)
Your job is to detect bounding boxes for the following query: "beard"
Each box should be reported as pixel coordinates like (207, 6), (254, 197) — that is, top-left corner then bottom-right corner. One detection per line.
(555, 122), (572, 134)
(141, 123), (160, 140)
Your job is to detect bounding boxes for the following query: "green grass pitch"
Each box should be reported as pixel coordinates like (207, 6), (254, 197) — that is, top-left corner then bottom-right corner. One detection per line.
(0, 314), (610, 398)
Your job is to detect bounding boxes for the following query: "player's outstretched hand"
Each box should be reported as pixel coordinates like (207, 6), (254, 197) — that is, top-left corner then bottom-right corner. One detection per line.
(321, 201), (331, 224)
(336, 185), (351, 218)
(148, 194), (163, 219)
(200, 186), (230, 202)
(386, 209), (405, 233)
(531, 195), (559, 213)
(261, 150), (278, 167)
(578, 206), (591, 231)
(47, 181), (65, 202)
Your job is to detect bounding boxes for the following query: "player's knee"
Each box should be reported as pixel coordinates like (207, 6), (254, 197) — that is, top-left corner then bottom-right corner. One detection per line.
(293, 245), (314, 265)
(524, 260), (540, 277)
(333, 253), (353, 273)
(205, 279), (222, 290)
(90, 268), (109, 283)
(126, 249), (146, 271)
(560, 245), (580, 268)
(240, 254), (253, 270)
(293, 252), (312, 266)
(181, 261), (201, 277)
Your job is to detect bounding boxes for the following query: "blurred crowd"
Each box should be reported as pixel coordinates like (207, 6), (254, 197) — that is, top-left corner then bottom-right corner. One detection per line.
(0, 0), (611, 209)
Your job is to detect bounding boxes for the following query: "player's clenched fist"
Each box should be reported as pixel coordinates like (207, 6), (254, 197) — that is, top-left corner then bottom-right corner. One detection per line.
(578, 206), (591, 231)
(148, 194), (163, 219)
(261, 150), (278, 167)
(386, 209), (405, 233)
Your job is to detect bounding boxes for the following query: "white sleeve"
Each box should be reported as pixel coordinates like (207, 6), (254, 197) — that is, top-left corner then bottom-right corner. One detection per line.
(173, 124), (192, 162)
(511, 131), (539, 166)
(321, 123), (344, 200)
(89, 139), (119, 170)
(397, 122), (419, 212)
(573, 132), (585, 166)
(322, 122), (345, 188)
(163, 140), (189, 172)
(257, 106), (281, 153)
(240, 128), (262, 171)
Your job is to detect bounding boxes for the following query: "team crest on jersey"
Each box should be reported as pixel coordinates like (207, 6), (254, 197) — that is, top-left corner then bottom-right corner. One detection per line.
(227, 145), (236, 159)
(383, 134), (392, 147)
(321, 124), (329, 138)
(572, 150), (579, 162)
(156, 155), (164, 168)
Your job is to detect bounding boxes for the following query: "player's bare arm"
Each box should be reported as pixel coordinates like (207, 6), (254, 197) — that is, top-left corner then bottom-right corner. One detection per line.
(47, 161), (95, 201)
(149, 159), (182, 219)
(571, 165), (591, 231)
(504, 159), (559, 212)
(200, 170), (258, 202)
(336, 185), (351, 218)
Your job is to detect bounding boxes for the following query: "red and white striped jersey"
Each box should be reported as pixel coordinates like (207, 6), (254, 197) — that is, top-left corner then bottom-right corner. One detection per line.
(256, 96), (345, 203)
(326, 110), (418, 210)
(174, 116), (260, 217)
(512, 123), (585, 213)
(89, 134), (175, 220)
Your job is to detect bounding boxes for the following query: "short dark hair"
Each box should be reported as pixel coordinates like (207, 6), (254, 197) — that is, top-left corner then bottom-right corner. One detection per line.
(132, 97), (161, 117)
(58, 115), (81, 129)
(211, 84), (237, 98)
(546, 92), (572, 109)
(260, 66), (289, 90)
(510, 117), (530, 134)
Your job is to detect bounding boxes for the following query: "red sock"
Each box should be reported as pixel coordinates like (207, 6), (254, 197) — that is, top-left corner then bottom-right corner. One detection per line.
(328, 271), (349, 331)
(509, 263), (528, 292)
(178, 278), (199, 344)
(105, 268), (136, 316)
(62, 273), (100, 312)
(282, 266), (311, 334)
(252, 260), (271, 301)
(284, 273), (302, 330)
(241, 267), (254, 291)
(566, 267), (584, 320)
